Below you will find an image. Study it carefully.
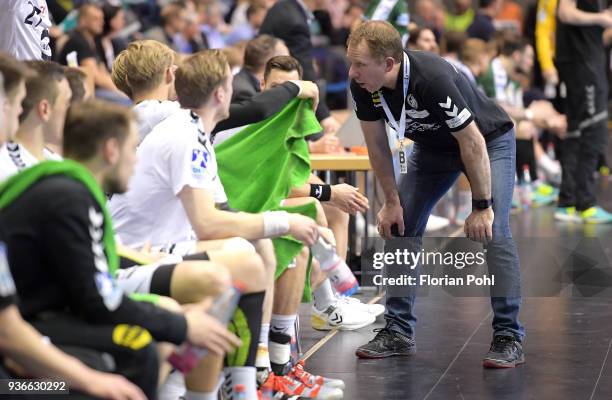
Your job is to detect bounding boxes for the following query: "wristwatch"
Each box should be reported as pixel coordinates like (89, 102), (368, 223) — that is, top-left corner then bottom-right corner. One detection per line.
(472, 198), (494, 210)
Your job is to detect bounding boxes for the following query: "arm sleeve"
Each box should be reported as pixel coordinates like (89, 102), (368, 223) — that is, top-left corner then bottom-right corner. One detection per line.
(213, 81), (300, 132)
(42, 190), (187, 344)
(421, 74), (475, 132)
(350, 80), (382, 122)
(535, 0), (557, 72)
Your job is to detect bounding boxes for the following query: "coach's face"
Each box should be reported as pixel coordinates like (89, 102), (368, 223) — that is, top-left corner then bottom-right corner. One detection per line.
(347, 41), (393, 93)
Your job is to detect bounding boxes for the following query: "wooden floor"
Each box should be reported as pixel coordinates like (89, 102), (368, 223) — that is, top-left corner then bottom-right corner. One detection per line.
(298, 141), (612, 400)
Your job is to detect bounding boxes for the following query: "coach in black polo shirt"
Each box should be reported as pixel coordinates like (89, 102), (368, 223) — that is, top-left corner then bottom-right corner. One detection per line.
(349, 21), (524, 368)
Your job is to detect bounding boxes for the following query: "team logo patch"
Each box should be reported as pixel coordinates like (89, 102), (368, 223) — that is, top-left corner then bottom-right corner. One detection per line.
(95, 272), (123, 311)
(407, 94), (418, 109)
(112, 324), (152, 350)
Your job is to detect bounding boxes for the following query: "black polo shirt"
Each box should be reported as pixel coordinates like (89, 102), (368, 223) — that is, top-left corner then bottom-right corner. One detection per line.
(351, 50), (513, 152)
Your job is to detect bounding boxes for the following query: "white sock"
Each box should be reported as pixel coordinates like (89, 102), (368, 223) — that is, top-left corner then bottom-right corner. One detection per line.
(184, 390), (217, 400)
(260, 323), (270, 345)
(255, 343), (271, 370)
(269, 340), (291, 365)
(538, 153), (561, 175)
(313, 279), (337, 311)
(159, 370), (185, 400)
(271, 314), (296, 339)
(223, 367), (257, 399)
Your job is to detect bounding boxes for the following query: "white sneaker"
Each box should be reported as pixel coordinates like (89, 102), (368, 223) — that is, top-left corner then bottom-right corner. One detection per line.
(311, 301), (376, 331)
(159, 370), (185, 400)
(338, 296), (385, 317)
(425, 214), (450, 232)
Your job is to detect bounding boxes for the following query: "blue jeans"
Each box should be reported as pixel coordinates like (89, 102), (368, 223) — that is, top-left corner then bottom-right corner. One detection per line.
(385, 129), (525, 342)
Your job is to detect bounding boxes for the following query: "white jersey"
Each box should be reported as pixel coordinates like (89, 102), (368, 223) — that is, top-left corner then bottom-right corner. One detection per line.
(0, 0), (52, 60)
(0, 141), (60, 181)
(109, 109), (228, 248)
(132, 100), (181, 142)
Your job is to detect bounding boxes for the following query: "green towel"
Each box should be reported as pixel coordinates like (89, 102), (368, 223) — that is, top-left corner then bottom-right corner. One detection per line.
(216, 98), (320, 301)
(0, 159), (119, 277)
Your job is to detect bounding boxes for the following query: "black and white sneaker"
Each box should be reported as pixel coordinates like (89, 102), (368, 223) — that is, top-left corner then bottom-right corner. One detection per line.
(483, 335), (525, 368)
(355, 327), (416, 359)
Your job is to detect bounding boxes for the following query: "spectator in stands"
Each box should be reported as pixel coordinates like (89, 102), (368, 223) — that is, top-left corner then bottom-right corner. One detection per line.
(232, 34), (289, 103)
(260, 0), (341, 135)
(441, 31), (473, 81)
(364, 0), (410, 43)
(226, 1), (268, 45)
(97, 3), (128, 73)
(57, 3), (124, 101)
(495, 0), (524, 34)
(467, 0), (503, 41)
(143, 2), (188, 52)
(199, 1), (229, 49)
(445, 0), (475, 32)
(412, 0), (445, 39)
(407, 26), (439, 53)
(459, 38), (491, 83)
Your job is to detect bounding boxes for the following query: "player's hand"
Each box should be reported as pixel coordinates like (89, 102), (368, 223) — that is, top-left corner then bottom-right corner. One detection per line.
(308, 135), (343, 154)
(377, 201), (405, 240)
(329, 183), (369, 215)
(296, 81), (320, 111)
(464, 208), (494, 244)
(288, 214), (319, 246)
(542, 68), (559, 85)
(185, 299), (242, 355)
(86, 372), (147, 400)
(320, 116), (341, 135)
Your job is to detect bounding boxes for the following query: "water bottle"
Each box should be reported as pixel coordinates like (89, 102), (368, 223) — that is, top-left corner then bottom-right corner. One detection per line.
(520, 165), (532, 209)
(168, 282), (245, 373)
(311, 236), (359, 296)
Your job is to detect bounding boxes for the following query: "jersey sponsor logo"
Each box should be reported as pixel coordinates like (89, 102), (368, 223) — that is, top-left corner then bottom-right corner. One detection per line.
(406, 119), (441, 132)
(371, 92), (382, 108)
(94, 271), (123, 311)
(406, 109), (429, 119)
(0, 244), (16, 298)
(191, 148), (210, 175)
(112, 324), (153, 350)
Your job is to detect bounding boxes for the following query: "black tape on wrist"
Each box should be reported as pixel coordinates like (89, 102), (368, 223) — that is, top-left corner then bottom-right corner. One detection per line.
(310, 184), (331, 201)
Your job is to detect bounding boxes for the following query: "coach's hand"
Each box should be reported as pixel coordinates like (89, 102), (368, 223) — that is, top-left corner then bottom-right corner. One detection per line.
(377, 201), (404, 240)
(464, 208), (494, 244)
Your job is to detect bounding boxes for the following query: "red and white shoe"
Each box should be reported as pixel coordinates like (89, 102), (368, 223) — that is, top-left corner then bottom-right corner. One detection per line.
(288, 360), (345, 390)
(259, 372), (343, 399)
